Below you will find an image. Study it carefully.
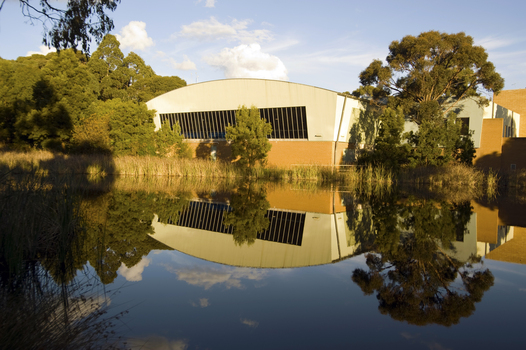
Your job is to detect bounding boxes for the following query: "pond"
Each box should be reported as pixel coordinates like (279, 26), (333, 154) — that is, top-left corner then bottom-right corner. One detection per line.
(2, 177), (526, 349)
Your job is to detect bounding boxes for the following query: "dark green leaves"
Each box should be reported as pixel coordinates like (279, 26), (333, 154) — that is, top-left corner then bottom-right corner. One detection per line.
(225, 105), (273, 168)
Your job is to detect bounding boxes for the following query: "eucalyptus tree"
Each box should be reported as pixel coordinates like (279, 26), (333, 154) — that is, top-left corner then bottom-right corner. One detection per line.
(351, 197), (494, 326)
(1, 0), (121, 52)
(353, 31), (504, 166)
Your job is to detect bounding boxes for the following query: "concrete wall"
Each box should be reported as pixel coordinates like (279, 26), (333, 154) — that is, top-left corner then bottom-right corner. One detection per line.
(146, 79), (362, 143)
(146, 79), (365, 166)
(150, 212), (338, 268)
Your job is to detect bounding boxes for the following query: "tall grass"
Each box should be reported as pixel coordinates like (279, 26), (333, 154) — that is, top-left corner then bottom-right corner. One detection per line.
(0, 150), (513, 197)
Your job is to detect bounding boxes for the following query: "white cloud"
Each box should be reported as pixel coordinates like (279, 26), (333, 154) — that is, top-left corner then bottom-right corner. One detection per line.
(475, 36), (520, 51)
(118, 257), (151, 282)
(241, 318), (259, 328)
(116, 21), (154, 51)
(128, 336), (189, 350)
(169, 55), (197, 71)
(178, 17), (272, 43)
(205, 43), (288, 80)
(265, 39), (300, 53)
(168, 265), (266, 290)
(190, 298), (210, 307)
(26, 45), (56, 56)
(196, 0), (216, 7)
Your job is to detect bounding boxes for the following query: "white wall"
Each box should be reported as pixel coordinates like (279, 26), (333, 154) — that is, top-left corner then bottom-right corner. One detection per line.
(146, 79), (364, 142)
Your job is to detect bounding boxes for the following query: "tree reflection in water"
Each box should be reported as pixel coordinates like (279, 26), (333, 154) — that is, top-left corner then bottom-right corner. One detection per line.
(351, 195), (494, 326)
(0, 174), (126, 349)
(82, 190), (189, 284)
(223, 182), (270, 246)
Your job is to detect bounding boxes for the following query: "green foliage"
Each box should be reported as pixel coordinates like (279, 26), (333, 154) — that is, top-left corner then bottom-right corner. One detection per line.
(351, 196), (494, 326)
(155, 121), (191, 158)
(406, 113), (463, 167)
(87, 35), (186, 103)
(353, 31), (503, 168)
(40, 50), (99, 126)
(354, 31), (504, 120)
(134, 75), (187, 102)
(88, 34), (127, 101)
(226, 105), (273, 168)
(1, 50), (98, 150)
(455, 131), (476, 166)
(1, 35), (186, 154)
(14, 0), (121, 52)
(71, 111), (112, 154)
(223, 183), (270, 246)
(359, 107), (409, 169)
(87, 99), (156, 156)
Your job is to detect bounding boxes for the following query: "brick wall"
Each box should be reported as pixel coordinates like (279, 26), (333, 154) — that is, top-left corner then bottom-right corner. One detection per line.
(494, 89), (526, 137)
(186, 140), (337, 166)
(501, 138), (526, 171)
(474, 119), (503, 170)
(471, 201), (498, 244)
(267, 188), (334, 214)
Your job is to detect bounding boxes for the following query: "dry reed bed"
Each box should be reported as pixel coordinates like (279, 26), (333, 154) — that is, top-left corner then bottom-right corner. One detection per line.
(0, 150), (503, 192)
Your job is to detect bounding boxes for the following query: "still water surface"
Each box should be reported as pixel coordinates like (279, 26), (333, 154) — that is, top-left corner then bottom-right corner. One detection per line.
(73, 180), (525, 350)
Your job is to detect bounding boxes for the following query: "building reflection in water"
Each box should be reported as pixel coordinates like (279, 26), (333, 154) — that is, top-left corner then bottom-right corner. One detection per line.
(149, 186), (526, 268)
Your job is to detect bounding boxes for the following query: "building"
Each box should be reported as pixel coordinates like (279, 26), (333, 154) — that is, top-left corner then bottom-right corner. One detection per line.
(148, 186), (526, 268)
(146, 79), (365, 166)
(147, 79), (524, 171)
(405, 97), (523, 171)
(150, 188), (368, 268)
(494, 89), (526, 137)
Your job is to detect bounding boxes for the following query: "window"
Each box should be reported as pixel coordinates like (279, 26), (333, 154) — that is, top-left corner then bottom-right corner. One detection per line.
(160, 106), (308, 140)
(160, 201), (306, 246)
(459, 118), (470, 136)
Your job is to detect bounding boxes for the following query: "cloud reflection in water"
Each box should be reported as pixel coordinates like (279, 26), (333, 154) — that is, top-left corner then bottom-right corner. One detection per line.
(164, 265), (267, 290)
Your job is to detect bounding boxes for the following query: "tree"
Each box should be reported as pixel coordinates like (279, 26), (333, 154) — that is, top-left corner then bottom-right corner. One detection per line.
(3, 0), (121, 52)
(87, 35), (187, 102)
(358, 106), (410, 169)
(2, 50), (97, 150)
(353, 31), (503, 167)
(223, 182), (270, 246)
(225, 105), (272, 168)
(71, 109), (111, 154)
(351, 196), (494, 326)
(134, 75), (187, 103)
(86, 99), (156, 156)
(354, 31), (504, 122)
(88, 34), (127, 101)
(155, 121), (191, 158)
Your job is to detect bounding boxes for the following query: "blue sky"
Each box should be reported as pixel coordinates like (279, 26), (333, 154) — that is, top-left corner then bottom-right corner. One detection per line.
(1, 0), (525, 94)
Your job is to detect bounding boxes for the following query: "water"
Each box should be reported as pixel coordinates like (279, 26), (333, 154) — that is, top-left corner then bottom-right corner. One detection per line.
(3, 178), (526, 349)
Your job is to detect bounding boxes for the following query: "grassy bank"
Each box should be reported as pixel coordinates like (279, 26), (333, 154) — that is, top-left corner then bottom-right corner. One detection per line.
(0, 150), (503, 194)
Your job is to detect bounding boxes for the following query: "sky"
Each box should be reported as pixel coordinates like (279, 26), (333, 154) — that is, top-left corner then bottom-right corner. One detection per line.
(1, 0), (525, 94)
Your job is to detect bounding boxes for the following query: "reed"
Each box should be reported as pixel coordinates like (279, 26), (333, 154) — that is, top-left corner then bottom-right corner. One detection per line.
(485, 169), (500, 198)
(0, 150), (508, 196)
